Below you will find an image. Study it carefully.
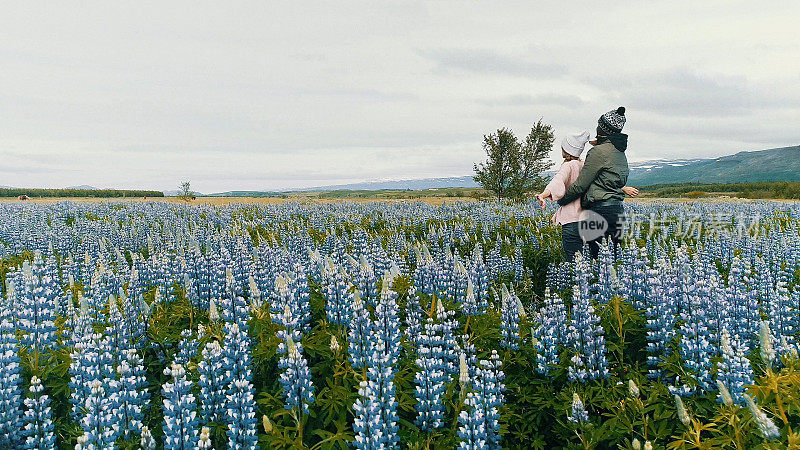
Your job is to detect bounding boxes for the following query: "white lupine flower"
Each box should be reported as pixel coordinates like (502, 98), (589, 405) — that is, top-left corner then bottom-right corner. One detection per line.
(716, 380), (734, 407)
(209, 298), (219, 322)
(744, 394), (781, 439)
(760, 321), (776, 366)
(674, 394), (691, 426)
(628, 379), (640, 398)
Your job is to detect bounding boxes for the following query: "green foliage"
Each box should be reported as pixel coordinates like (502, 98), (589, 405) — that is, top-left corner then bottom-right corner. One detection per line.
(473, 122), (554, 202)
(1, 250), (34, 291)
(0, 188), (164, 198)
(637, 182), (800, 199)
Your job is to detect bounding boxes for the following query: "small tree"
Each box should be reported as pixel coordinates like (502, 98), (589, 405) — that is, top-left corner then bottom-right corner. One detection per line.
(473, 121), (555, 202)
(473, 128), (520, 202)
(509, 120), (555, 199)
(179, 181), (192, 201)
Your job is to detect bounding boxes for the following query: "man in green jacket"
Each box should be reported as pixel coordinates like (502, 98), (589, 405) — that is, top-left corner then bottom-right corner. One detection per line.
(557, 106), (629, 258)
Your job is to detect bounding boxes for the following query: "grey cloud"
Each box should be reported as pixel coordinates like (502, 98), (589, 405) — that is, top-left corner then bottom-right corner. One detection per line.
(418, 48), (567, 78)
(478, 93), (585, 107)
(587, 70), (800, 118)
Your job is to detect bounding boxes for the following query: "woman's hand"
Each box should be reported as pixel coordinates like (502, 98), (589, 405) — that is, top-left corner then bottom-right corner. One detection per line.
(622, 186), (640, 197)
(536, 193), (548, 210)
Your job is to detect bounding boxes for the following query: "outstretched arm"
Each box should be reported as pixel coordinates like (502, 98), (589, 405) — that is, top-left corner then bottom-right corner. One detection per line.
(622, 186), (640, 197)
(557, 150), (602, 206)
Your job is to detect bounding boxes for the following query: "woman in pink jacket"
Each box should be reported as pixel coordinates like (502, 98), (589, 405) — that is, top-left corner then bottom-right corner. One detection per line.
(536, 132), (638, 261)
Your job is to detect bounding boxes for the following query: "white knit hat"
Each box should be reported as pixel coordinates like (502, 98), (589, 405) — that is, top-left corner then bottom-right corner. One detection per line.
(561, 131), (590, 157)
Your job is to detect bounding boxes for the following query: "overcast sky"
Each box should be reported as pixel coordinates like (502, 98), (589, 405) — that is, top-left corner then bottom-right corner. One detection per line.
(2, 1), (799, 192)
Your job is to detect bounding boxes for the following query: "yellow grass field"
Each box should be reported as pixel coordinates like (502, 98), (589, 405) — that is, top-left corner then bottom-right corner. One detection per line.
(0, 196), (476, 206)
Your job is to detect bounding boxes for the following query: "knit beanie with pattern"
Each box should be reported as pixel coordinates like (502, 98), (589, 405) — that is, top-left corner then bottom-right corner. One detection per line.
(598, 106), (626, 135)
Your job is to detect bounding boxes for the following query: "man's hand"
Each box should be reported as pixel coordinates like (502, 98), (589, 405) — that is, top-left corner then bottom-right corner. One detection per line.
(622, 186), (640, 197)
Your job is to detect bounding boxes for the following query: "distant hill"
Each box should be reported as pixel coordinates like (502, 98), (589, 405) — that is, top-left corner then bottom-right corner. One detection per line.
(295, 176), (480, 192)
(628, 145), (800, 186)
(205, 190), (283, 197)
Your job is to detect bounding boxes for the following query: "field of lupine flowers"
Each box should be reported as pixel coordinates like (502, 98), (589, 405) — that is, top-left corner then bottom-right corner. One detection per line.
(1, 200), (799, 449)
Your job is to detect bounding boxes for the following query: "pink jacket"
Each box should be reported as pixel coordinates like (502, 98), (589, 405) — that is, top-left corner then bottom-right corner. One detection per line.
(545, 159), (584, 225)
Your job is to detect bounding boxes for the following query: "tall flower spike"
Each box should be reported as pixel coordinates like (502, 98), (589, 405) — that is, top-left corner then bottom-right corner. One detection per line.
(348, 291), (372, 370)
(499, 284), (520, 350)
(115, 348), (150, 438)
(198, 340), (227, 425)
(566, 283), (609, 382)
(414, 318), (447, 431)
(568, 392), (589, 424)
(744, 394), (780, 439)
(759, 320), (776, 367)
(223, 323), (259, 449)
(0, 310), (23, 448)
(278, 335), (315, 415)
(140, 425), (156, 450)
(22, 375), (55, 449)
(457, 392), (487, 449)
(162, 363), (199, 449)
(674, 394), (691, 426)
(78, 379), (117, 449)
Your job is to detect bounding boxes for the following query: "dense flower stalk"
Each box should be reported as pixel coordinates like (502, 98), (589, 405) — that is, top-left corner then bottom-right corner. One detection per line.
(162, 363), (199, 450)
(0, 309), (23, 448)
(198, 340), (227, 425)
(22, 375), (55, 449)
(223, 323), (259, 449)
(457, 392), (486, 449)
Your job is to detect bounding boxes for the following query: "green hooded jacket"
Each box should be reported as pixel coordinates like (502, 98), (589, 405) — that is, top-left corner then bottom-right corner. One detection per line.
(557, 133), (629, 208)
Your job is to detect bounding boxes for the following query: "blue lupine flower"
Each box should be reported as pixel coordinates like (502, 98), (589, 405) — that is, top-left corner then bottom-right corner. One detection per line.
(716, 329), (754, 406)
(278, 335), (315, 415)
(273, 275), (307, 354)
(114, 348), (150, 438)
(566, 280), (609, 382)
(645, 260), (678, 378)
(77, 379), (117, 449)
(348, 291), (372, 370)
(725, 256), (759, 348)
(175, 328), (198, 367)
(353, 279), (401, 448)
(352, 357), (400, 449)
(22, 375), (55, 449)
(373, 278), (401, 366)
(671, 279), (716, 396)
(461, 278), (481, 316)
(568, 392), (589, 424)
(474, 350), (504, 448)
(162, 363), (199, 450)
(199, 340), (227, 425)
(224, 323), (259, 449)
(499, 284), (521, 350)
(324, 263), (353, 327)
(431, 295), (459, 376)
(533, 288), (567, 375)
(457, 392), (486, 450)
(0, 311), (23, 448)
(468, 244), (489, 306)
(15, 261), (58, 352)
(69, 331), (106, 422)
(403, 290), (424, 348)
(768, 277), (797, 356)
(414, 318), (447, 431)
(140, 425), (156, 450)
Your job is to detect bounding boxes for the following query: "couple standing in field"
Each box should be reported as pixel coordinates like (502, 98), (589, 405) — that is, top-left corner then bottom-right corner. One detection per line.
(536, 107), (638, 262)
